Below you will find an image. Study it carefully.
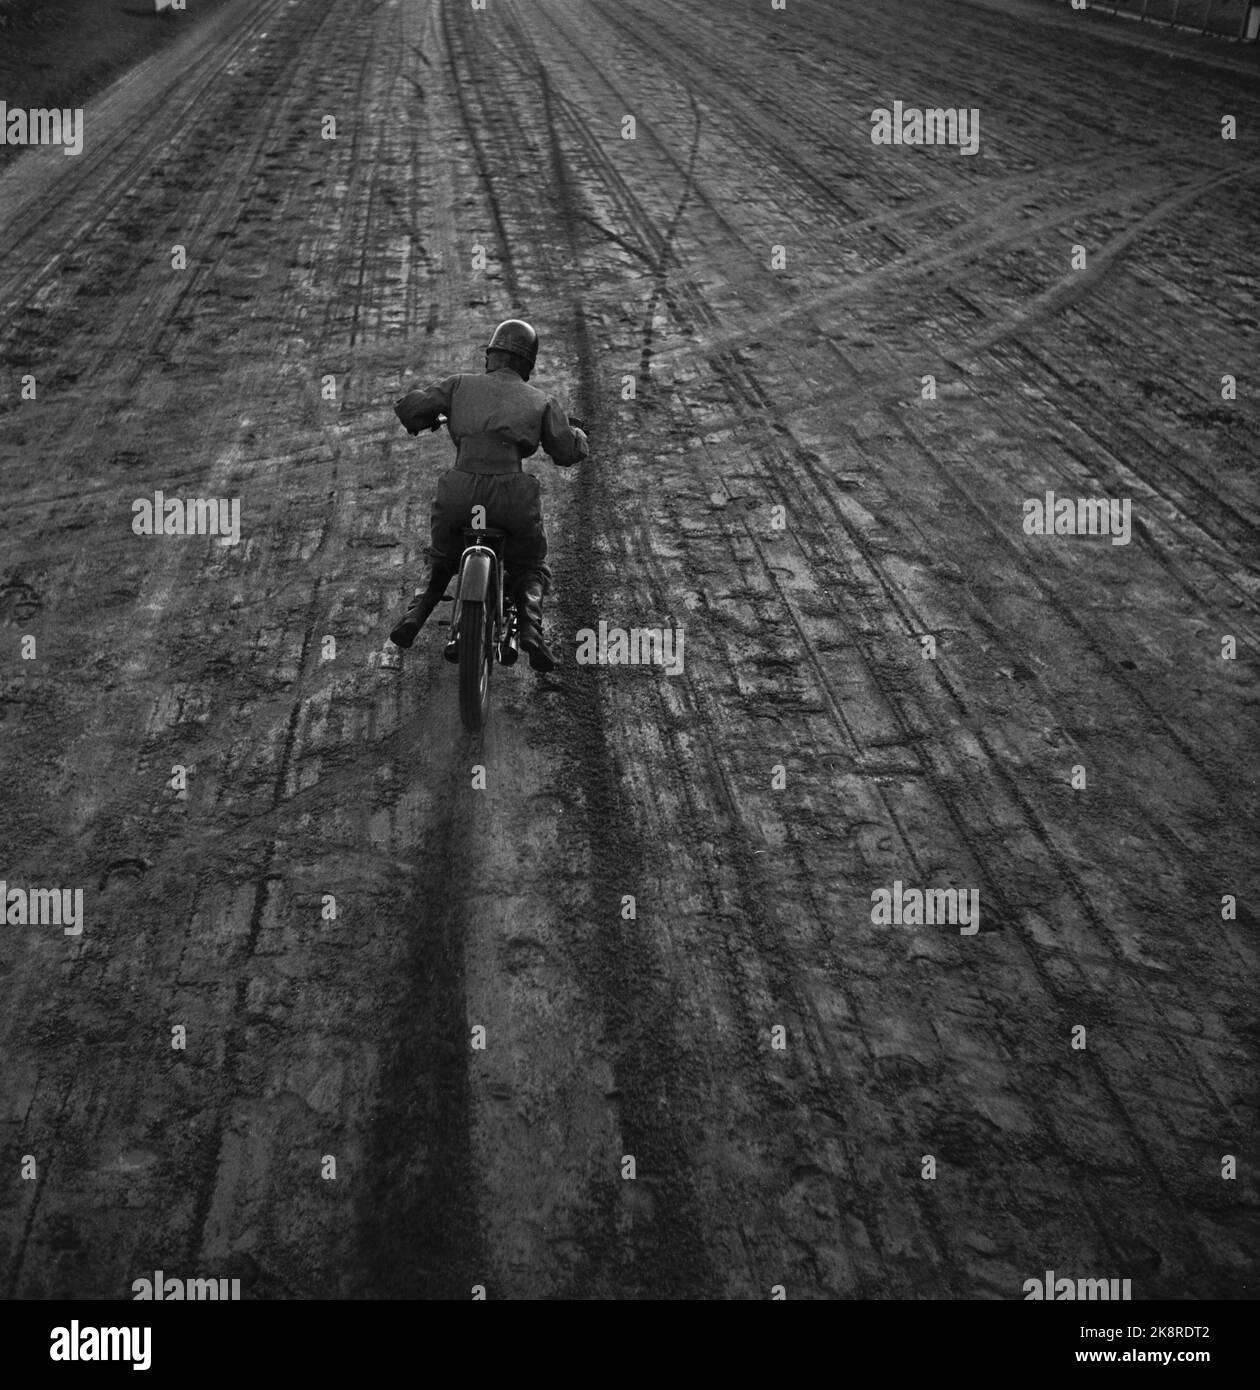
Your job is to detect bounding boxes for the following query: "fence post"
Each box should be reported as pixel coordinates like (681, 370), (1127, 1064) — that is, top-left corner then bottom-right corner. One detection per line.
(1245, 2), (1260, 41)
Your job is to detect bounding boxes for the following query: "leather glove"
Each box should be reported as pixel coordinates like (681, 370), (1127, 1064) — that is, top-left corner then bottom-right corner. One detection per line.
(395, 395), (423, 435)
(396, 395), (443, 436)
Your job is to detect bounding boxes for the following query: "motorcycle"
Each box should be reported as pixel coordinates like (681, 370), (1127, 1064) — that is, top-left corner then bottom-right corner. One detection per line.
(416, 411), (586, 732)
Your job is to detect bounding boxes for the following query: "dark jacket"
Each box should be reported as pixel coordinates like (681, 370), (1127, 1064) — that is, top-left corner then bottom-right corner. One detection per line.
(395, 367), (588, 467)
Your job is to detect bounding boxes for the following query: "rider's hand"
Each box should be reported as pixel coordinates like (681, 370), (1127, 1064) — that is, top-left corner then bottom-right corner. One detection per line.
(567, 415), (586, 431)
(395, 395), (424, 435)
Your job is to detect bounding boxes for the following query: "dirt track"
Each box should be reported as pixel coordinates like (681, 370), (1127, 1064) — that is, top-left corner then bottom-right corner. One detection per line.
(0, 0), (1257, 1300)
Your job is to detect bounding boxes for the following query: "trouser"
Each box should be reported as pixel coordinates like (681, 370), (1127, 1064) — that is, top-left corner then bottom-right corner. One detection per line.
(426, 468), (552, 594)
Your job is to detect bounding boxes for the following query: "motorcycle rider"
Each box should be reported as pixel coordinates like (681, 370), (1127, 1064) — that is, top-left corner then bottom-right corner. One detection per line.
(388, 319), (588, 672)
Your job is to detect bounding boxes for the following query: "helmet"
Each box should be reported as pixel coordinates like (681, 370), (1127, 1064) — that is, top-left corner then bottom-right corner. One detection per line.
(484, 318), (539, 377)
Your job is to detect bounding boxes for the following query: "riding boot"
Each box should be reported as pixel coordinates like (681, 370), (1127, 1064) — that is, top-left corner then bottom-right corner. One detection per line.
(514, 577), (556, 672)
(390, 568), (453, 649)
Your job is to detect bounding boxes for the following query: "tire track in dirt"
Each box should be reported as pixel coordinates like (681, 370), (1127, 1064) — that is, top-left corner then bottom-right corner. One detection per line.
(185, 0), (485, 1295)
(0, 0), (354, 1291)
(0, 0), (292, 306)
(538, 65), (720, 1296)
(487, 0), (1256, 1293)
(506, 0), (935, 1293)
(494, 0), (972, 1294)
(564, 32), (1251, 1234)
(0, 0), (495, 1300)
(434, 0), (720, 1298)
(635, 148), (1260, 680)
